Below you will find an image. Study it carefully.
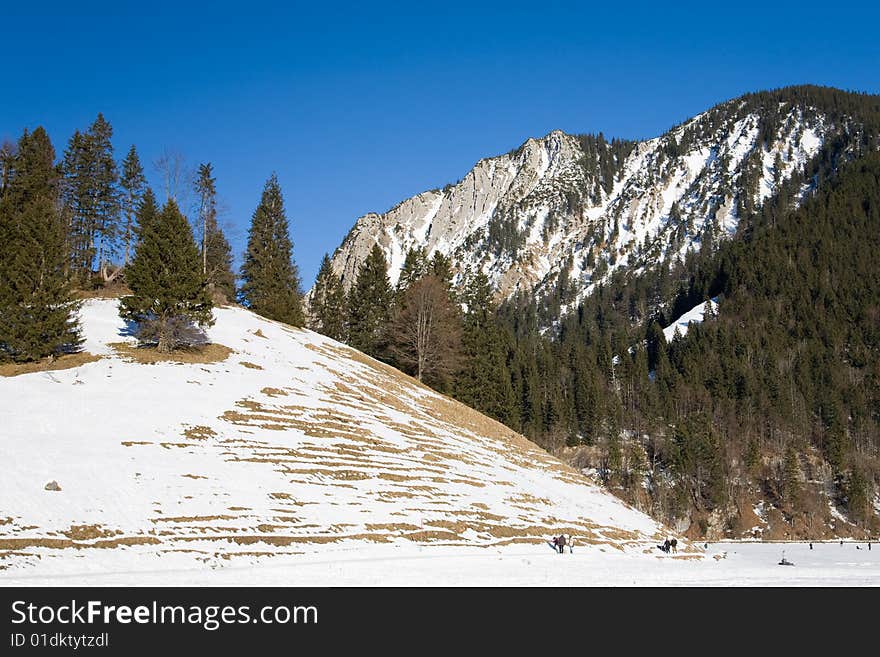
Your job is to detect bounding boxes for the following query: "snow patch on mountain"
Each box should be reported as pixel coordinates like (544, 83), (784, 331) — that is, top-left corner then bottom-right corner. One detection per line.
(662, 298), (719, 343)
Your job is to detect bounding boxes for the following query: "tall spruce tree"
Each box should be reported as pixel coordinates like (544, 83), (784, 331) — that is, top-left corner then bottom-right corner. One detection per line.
(120, 196), (213, 352)
(194, 163), (235, 302)
(428, 251), (454, 290)
(309, 254), (346, 341)
(194, 163), (216, 275)
(347, 243), (392, 358)
(119, 145), (146, 268)
(62, 113), (120, 281)
(239, 174), (304, 325)
(0, 140), (14, 193)
(396, 247), (428, 296)
(0, 128), (80, 362)
(454, 271), (516, 423)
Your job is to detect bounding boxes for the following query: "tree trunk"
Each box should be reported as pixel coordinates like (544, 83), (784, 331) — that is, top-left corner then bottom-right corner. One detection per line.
(157, 319), (172, 353)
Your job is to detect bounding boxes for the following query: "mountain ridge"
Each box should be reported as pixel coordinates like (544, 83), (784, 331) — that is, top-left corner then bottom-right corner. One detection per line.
(321, 86), (880, 323)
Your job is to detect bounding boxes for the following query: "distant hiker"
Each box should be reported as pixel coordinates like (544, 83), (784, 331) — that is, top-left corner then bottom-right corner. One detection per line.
(809, 543), (813, 550)
(869, 543), (872, 551)
(659, 538), (670, 554)
(670, 538), (678, 554)
(556, 534), (567, 554)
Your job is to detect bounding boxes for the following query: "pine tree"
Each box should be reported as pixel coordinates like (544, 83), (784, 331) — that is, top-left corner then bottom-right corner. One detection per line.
(455, 271), (516, 423)
(347, 243), (392, 358)
(783, 445), (800, 506)
(0, 140), (14, 193)
(205, 216), (235, 304)
(396, 247), (428, 297)
(429, 251), (454, 290)
(119, 145), (146, 268)
(0, 128), (80, 362)
(194, 163), (235, 302)
(120, 197), (213, 352)
(606, 433), (623, 486)
(194, 163), (215, 276)
(239, 174), (304, 325)
(309, 254), (346, 341)
(62, 113), (120, 282)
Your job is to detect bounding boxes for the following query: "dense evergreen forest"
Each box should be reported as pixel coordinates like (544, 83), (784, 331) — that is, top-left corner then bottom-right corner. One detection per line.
(489, 152), (880, 538)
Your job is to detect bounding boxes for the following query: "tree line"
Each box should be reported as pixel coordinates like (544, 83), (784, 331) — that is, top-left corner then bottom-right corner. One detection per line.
(309, 245), (513, 416)
(0, 115), (305, 359)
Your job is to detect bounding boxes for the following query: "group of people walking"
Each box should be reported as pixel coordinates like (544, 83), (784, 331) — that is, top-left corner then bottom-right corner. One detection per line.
(551, 534), (572, 554)
(658, 537), (678, 553)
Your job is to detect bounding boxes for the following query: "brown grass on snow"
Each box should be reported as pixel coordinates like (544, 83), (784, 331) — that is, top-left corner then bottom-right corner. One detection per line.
(260, 387), (288, 397)
(0, 352), (102, 377)
(61, 524), (121, 541)
(110, 342), (233, 365)
(183, 425), (217, 441)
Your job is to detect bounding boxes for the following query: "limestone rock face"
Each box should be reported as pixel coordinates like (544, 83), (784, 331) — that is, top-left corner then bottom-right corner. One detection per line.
(320, 92), (865, 325)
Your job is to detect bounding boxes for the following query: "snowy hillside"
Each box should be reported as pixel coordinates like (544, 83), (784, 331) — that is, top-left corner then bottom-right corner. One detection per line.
(0, 299), (693, 580)
(324, 89), (873, 320)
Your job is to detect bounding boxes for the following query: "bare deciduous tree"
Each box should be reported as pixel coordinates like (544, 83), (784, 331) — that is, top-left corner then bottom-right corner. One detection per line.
(153, 148), (191, 206)
(390, 275), (462, 387)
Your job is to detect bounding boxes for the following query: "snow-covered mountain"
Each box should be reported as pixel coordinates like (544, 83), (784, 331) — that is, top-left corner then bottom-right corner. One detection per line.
(0, 299), (691, 580)
(325, 88), (872, 316)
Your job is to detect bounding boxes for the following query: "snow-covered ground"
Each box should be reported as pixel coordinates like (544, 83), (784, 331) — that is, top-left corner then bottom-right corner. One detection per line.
(2, 299), (688, 583)
(2, 541), (877, 587)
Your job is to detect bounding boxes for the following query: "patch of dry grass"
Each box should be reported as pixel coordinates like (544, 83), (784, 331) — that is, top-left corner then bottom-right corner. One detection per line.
(151, 515), (239, 524)
(61, 524), (121, 541)
(73, 284), (132, 300)
(109, 342), (233, 365)
(261, 387), (288, 397)
(183, 426), (217, 441)
(239, 361), (263, 370)
(0, 536), (160, 550)
(0, 352), (102, 377)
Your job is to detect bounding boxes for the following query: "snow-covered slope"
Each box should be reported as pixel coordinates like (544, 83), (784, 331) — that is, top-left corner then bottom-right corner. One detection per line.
(0, 300), (691, 580)
(323, 89), (872, 321)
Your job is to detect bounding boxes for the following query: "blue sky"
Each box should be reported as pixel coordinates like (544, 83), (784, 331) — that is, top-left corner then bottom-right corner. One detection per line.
(3, 1), (879, 286)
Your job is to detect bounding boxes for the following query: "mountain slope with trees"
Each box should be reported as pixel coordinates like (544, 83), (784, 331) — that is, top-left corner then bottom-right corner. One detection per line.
(313, 86), (880, 539)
